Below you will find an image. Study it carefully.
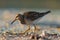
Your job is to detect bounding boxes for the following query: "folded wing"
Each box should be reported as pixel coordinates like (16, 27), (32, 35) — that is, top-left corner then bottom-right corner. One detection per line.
(24, 11), (51, 21)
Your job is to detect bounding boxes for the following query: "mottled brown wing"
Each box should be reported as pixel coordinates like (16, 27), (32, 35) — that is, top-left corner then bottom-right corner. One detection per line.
(24, 11), (50, 21)
(24, 12), (41, 21)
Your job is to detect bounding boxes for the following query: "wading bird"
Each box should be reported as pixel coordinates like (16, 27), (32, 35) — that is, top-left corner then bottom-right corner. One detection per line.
(11, 10), (51, 32)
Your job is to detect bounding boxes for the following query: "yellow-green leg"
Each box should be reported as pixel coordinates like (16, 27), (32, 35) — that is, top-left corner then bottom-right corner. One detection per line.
(23, 25), (30, 34)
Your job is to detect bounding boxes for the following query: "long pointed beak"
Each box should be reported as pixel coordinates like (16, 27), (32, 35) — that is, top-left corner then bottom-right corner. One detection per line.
(11, 19), (17, 24)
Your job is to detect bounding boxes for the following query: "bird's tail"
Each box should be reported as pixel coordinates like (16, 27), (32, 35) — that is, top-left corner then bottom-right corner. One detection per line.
(39, 10), (51, 18)
(41, 10), (51, 15)
(45, 10), (51, 14)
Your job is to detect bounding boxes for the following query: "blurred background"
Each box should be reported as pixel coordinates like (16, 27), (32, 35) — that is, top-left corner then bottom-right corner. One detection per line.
(0, 0), (60, 33)
(0, 0), (60, 9)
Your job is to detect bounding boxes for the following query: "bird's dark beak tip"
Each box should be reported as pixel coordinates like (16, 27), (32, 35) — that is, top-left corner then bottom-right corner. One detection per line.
(11, 23), (13, 25)
(11, 22), (13, 25)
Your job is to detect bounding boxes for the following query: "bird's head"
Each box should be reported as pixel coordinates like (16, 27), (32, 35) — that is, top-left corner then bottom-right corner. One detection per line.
(11, 14), (22, 24)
